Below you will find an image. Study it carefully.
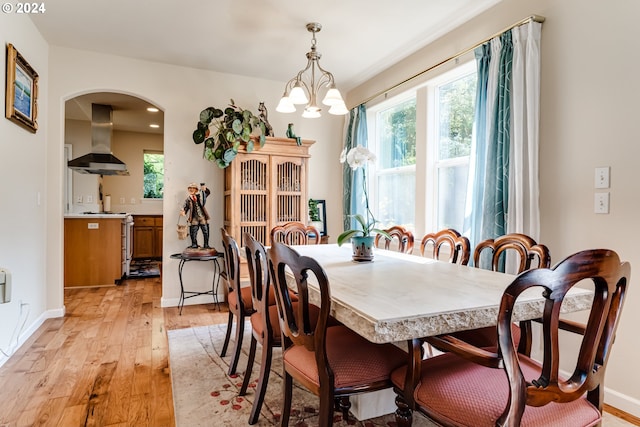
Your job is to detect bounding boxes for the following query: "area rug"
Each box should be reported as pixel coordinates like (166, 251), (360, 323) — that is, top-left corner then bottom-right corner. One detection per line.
(167, 322), (436, 427)
(128, 258), (160, 278)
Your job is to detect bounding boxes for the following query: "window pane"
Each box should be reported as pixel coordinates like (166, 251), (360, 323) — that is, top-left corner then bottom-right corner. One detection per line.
(376, 167), (416, 229)
(438, 73), (475, 160)
(377, 98), (416, 168)
(437, 164), (468, 231)
(374, 97), (416, 230)
(143, 152), (164, 199)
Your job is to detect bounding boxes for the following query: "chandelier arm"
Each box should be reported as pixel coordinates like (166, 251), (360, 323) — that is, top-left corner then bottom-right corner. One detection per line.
(314, 62), (336, 86)
(313, 73), (334, 93)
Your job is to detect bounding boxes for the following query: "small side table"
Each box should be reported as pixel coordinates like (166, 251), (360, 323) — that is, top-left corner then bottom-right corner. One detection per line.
(170, 252), (223, 315)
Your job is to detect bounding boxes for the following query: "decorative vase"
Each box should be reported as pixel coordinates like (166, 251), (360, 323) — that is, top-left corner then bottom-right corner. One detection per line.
(351, 235), (375, 262)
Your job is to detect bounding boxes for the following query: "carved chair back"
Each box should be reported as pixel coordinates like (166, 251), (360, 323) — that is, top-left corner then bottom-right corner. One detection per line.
(419, 228), (470, 265)
(270, 221), (320, 245)
(473, 233), (551, 273)
(374, 225), (415, 254)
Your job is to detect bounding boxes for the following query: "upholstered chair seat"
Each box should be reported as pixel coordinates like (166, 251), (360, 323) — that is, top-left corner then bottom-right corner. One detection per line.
(284, 325), (406, 390)
(391, 351), (601, 427)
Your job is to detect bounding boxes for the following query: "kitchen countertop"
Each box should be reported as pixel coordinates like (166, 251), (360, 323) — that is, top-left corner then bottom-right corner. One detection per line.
(64, 213), (130, 219)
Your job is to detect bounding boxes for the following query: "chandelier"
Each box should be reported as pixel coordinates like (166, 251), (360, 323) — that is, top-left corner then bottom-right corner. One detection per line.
(276, 22), (348, 118)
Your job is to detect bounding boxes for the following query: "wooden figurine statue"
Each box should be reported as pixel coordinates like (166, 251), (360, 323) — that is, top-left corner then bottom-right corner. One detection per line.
(180, 182), (211, 249)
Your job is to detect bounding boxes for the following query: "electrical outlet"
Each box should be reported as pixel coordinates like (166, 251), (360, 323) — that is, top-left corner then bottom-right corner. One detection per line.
(76, 195), (83, 203)
(595, 167), (610, 189)
(130, 197), (136, 204)
(594, 192), (609, 214)
(86, 195), (93, 203)
(120, 197), (125, 204)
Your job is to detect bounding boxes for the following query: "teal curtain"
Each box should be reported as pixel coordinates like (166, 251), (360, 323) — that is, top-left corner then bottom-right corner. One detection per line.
(465, 32), (513, 269)
(465, 43), (491, 250)
(342, 104), (368, 231)
(483, 31), (512, 240)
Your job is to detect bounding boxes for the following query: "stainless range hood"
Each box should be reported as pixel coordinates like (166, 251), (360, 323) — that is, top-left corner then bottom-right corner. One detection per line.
(68, 104), (129, 176)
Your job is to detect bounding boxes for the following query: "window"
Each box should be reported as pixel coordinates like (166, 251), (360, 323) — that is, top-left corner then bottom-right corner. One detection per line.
(433, 67), (475, 231)
(372, 97), (416, 230)
(368, 60), (476, 236)
(143, 151), (164, 199)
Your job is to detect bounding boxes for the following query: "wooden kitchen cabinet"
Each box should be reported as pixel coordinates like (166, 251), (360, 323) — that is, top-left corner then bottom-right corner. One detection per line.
(64, 218), (122, 287)
(223, 137), (314, 246)
(133, 215), (163, 259)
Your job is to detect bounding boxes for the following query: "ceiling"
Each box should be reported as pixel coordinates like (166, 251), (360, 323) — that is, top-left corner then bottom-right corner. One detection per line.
(32, 0), (500, 133)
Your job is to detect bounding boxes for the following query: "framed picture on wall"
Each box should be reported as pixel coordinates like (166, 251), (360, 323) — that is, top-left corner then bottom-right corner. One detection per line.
(5, 43), (39, 133)
(309, 199), (327, 236)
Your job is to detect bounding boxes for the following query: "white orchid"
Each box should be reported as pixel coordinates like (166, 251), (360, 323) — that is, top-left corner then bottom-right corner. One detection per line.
(338, 145), (390, 246)
(340, 145), (376, 170)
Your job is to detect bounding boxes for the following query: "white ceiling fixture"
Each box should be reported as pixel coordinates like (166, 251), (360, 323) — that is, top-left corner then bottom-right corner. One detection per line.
(276, 22), (348, 118)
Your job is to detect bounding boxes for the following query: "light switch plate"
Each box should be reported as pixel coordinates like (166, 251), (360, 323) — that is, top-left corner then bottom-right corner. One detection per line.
(595, 167), (610, 189)
(594, 192), (609, 214)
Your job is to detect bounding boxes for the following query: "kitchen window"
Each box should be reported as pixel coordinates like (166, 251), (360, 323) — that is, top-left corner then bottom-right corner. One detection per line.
(143, 150), (164, 199)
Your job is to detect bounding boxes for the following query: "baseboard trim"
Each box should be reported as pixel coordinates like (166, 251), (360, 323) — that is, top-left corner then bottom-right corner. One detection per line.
(161, 293), (224, 308)
(605, 388), (640, 423)
(0, 307), (65, 368)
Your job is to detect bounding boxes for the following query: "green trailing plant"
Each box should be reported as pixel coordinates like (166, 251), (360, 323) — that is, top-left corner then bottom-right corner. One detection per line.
(192, 99), (268, 168)
(308, 199), (321, 222)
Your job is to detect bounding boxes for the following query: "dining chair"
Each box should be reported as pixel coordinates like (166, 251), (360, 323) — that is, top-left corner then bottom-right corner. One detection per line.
(219, 228), (255, 375)
(473, 232), (550, 274)
(392, 249), (630, 427)
(237, 233), (282, 424)
(374, 225), (415, 254)
(419, 228), (470, 265)
(268, 241), (407, 426)
(239, 233), (325, 424)
(270, 221), (321, 245)
(448, 233), (551, 354)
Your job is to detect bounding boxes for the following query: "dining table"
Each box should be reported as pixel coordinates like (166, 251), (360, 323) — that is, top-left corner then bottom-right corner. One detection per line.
(287, 243), (595, 420)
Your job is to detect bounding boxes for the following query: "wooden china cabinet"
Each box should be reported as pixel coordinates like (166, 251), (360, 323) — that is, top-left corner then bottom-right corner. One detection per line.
(224, 137), (314, 246)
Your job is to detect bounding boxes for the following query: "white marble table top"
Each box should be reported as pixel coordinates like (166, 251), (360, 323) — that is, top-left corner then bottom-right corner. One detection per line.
(289, 244), (594, 344)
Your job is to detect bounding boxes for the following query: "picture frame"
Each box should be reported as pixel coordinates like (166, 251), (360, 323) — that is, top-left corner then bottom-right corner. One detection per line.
(5, 43), (38, 133)
(309, 199), (327, 236)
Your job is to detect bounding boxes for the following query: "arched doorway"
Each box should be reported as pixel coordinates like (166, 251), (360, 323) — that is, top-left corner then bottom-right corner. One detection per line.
(63, 91), (164, 288)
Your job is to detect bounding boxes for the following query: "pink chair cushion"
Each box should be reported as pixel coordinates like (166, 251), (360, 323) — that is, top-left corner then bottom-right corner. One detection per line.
(227, 286), (253, 313)
(283, 325), (406, 389)
(250, 305), (285, 342)
(391, 352), (601, 427)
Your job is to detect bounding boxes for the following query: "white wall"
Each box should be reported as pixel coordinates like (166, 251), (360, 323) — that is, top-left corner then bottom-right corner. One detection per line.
(0, 15), (51, 365)
(45, 47), (344, 311)
(349, 0), (640, 416)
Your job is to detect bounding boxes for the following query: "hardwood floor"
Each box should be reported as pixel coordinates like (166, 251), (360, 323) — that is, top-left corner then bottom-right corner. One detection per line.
(0, 277), (227, 427)
(0, 277), (638, 427)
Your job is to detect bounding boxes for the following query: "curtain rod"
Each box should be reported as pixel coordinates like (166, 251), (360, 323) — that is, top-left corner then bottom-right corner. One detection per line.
(358, 14), (545, 106)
